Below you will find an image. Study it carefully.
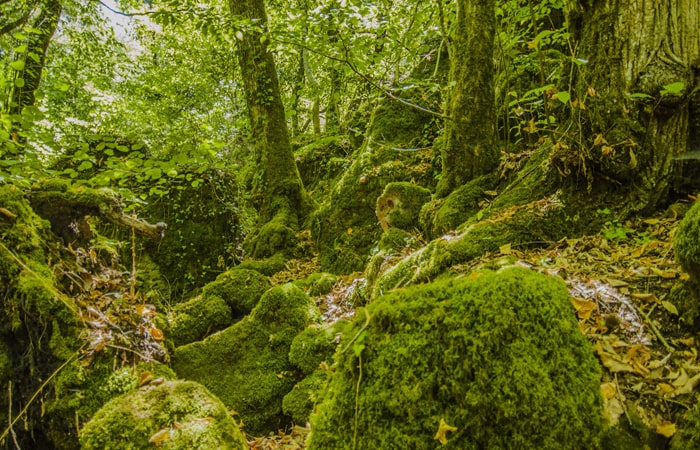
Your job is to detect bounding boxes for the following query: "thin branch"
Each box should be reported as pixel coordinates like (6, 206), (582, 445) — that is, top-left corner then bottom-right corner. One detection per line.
(92, 0), (157, 17)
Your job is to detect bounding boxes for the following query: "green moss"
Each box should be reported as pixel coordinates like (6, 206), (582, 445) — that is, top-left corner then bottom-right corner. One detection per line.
(295, 135), (353, 200)
(235, 253), (287, 276)
(79, 380), (246, 450)
(667, 278), (700, 329)
(308, 267), (604, 449)
(420, 173), (498, 239)
(376, 182), (432, 231)
(169, 294), (232, 347)
(244, 209), (299, 259)
(172, 284), (320, 434)
(202, 268), (271, 317)
(674, 200), (700, 280)
(671, 401), (700, 449)
(282, 370), (328, 425)
(293, 272), (339, 297)
(289, 325), (337, 375)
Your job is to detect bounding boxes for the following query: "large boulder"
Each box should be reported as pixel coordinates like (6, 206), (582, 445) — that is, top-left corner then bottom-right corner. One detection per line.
(172, 284), (320, 434)
(79, 380), (246, 449)
(307, 267), (605, 449)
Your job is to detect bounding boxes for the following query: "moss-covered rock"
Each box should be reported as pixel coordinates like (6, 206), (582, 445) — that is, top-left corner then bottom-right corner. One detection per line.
(308, 267), (605, 449)
(674, 200), (700, 280)
(295, 135), (353, 200)
(169, 295), (232, 347)
(420, 173), (498, 239)
(202, 268), (271, 317)
(172, 284), (320, 434)
(79, 380), (246, 450)
(234, 253), (288, 276)
(244, 209), (299, 259)
(282, 370), (328, 425)
(376, 182), (432, 231)
(292, 272), (339, 297)
(667, 278), (700, 329)
(289, 325), (337, 375)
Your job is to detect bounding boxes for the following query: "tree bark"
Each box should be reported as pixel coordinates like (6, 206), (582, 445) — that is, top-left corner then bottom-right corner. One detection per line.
(6, 0), (61, 116)
(436, 0), (498, 198)
(228, 0), (308, 223)
(561, 0), (700, 212)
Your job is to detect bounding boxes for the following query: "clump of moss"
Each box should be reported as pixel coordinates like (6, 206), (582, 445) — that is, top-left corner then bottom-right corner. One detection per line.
(235, 253), (288, 276)
(376, 182), (432, 231)
(308, 267), (604, 449)
(671, 401), (700, 449)
(169, 295), (232, 347)
(244, 209), (299, 259)
(202, 268), (271, 317)
(293, 272), (339, 297)
(79, 380), (246, 450)
(172, 284), (320, 434)
(667, 278), (700, 329)
(674, 200), (700, 280)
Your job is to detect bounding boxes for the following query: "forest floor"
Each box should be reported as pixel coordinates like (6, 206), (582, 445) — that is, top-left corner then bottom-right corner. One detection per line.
(245, 199), (698, 449)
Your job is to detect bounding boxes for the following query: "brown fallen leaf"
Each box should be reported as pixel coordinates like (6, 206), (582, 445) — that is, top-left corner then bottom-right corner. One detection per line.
(570, 297), (597, 321)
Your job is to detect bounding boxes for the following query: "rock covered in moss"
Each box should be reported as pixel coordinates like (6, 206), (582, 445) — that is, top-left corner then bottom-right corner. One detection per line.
(202, 268), (270, 316)
(671, 401), (700, 449)
(169, 295), (232, 347)
(295, 135), (353, 199)
(293, 272), (339, 297)
(235, 253), (288, 276)
(289, 325), (337, 375)
(420, 173), (497, 239)
(674, 200), (700, 280)
(308, 267), (604, 449)
(79, 380), (246, 450)
(376, 182), (432, 231)
(282, 370), (328, 425)
(172, 284), (320, 434)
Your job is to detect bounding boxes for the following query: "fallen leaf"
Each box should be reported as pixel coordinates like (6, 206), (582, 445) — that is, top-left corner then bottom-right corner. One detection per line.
(499, 243), (511, 255)
(656, 421), (676, 438)
(148, 428), (172, 445)
(434, 418), (457, 445)
(662, 301), (679, 316)
(570, 297), (596, 321)
(149, 327), (164, 341)
(598, 350), (635, 374)
(601, 382), (617, 400)
(138, 371), (153, 387)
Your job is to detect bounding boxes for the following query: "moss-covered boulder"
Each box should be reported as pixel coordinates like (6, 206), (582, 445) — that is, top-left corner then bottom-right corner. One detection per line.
(308, 267), (605, 449)
(376, 182), (432, 231)
(295, 135), (353, 200)
(202, 268), (271, 317)
(674, 200), (700, 280)
(292, 272), (339, 297)
(172, 284), (320, 434)
(282, 370), (328, 425)
(289, 325), (338, 375)
(79, 380), (246, 450)
(420, 173), (498, 239)
(235, 253), (288, 276)
(169, 295), (232, 347)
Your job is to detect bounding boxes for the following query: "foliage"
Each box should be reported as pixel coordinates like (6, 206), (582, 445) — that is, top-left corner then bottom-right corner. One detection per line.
(308, 267), (604, 449)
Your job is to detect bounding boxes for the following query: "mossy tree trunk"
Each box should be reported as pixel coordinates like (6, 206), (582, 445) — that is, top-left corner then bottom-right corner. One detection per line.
(436, 0), (498, 198)
(228, 0), (309, 227)
(6, 0), (61, 115)
(561, 0), (700, 213)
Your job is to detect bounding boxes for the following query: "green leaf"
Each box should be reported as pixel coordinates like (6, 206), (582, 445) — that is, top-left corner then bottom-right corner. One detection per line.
(10, 60), (25, 71)
(13, 45), (27, 53)
(14, 78), (25, 88)
(554, 91), (571, 104)
(77, 161), (93, 171)
(661, 82), (685, 96)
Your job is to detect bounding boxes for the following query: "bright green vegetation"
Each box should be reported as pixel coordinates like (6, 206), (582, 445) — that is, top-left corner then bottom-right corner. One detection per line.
(172, 284), (320, 434)
(293, 272), (339, 297)
(308, 267), (604, 449)
(671, 402), (700, 449)
(674, 200), (700, 280)
(295, 135), (353, 200)
(169, 294), (232, 347)
(202, 268), (271, 317)
(79, 380), (247, 450)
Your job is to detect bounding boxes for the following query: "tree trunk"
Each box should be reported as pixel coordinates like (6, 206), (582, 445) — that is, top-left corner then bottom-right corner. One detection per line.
(6, 0), (61, 117)
(436, 0), (498, 198)
(228, 0), (308, 225)
(561, 0), (700, 212)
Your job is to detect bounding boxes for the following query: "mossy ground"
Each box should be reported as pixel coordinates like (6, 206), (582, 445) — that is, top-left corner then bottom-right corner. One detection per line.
(172, 284), (320, 434)
(79, 380), (247, 450)
(308, 267), (605, 449)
